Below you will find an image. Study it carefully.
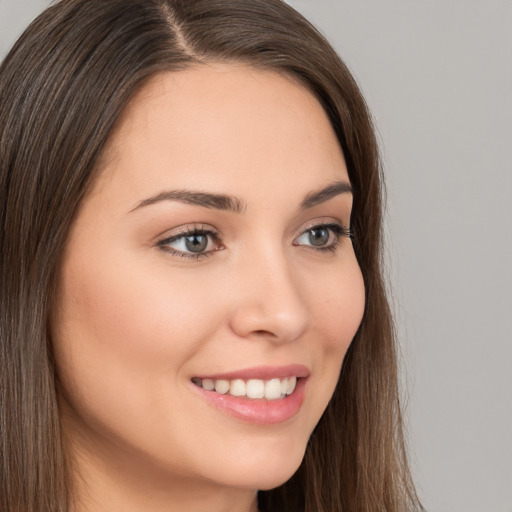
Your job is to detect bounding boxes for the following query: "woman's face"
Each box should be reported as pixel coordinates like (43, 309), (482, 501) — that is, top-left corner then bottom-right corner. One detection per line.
(53, 64), (365, 501)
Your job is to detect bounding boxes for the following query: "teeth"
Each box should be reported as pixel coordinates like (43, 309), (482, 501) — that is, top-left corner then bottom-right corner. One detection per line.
(202, 378), (215, 391)
(265, 378), (282, 400)
(194, 376), (299, 400)
(214, 379), (230, 394)
(230, 379), (246, 397)
(287, 377), (297, 395)
(246, 379), (265, 399)
(280, 377), (288, 395)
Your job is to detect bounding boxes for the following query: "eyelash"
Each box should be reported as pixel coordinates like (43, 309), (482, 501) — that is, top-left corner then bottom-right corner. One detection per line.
(157, 222), (352, 260)
(295, 223), (352, 254)
(157, 225), (221, 260)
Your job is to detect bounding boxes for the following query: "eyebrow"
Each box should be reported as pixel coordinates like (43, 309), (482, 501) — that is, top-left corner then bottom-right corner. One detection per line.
(131, 189), (246, 213)
(130, 180), (352, 214)
(299, 180), (353, 209)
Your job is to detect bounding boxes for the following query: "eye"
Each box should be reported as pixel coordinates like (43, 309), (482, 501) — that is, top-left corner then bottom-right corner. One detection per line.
(157, 226), (223, 259)
(293, 222), (351, 252)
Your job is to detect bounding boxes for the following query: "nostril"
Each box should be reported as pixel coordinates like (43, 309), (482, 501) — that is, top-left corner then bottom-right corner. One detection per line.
(253, 329), (276, 336)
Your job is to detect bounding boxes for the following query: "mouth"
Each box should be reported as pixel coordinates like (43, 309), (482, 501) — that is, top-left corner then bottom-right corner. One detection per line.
(190, 365), (309, 425)
(191, 376), (297, 400)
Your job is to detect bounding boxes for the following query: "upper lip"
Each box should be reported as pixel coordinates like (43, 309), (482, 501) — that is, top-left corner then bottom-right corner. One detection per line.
(194, 364), (310, 381)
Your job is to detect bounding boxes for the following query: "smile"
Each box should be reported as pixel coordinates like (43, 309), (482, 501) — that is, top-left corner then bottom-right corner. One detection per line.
(192, 376), (297, 400)
(190, 365), (309, 424)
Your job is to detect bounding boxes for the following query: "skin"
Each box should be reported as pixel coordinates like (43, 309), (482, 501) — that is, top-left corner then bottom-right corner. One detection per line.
(52, 63), (365, 512)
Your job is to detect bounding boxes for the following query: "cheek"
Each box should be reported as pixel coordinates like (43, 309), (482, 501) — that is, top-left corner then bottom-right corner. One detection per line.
(302, 256), (365, 414)
(52, 251), (221, 416)
(310, 259), (365, 353)
(59, 274), (198, 377)
(52, 251), (236, 477)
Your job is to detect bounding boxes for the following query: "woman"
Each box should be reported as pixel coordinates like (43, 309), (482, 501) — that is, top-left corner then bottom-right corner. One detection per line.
(0, 0), (422, 511)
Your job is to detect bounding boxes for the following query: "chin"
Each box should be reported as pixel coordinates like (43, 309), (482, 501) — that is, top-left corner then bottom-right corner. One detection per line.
(210, 440), (307, 492)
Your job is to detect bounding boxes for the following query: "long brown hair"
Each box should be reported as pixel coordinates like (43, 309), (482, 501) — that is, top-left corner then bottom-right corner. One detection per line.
(0, 1), (422, 510)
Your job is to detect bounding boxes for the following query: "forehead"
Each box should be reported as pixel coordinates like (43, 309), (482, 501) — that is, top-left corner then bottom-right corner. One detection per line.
(92, 63), (348, 207)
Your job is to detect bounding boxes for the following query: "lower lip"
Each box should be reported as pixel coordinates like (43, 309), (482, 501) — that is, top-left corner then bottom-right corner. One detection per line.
(191, 378), (307, 425)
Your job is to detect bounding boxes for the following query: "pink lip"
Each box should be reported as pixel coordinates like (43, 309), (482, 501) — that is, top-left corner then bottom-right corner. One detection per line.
(191, 376), (308, 425)
(194, 364), (310, 381)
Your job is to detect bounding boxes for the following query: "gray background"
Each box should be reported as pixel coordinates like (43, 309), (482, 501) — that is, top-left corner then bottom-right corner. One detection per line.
(1, 1), (511, 511)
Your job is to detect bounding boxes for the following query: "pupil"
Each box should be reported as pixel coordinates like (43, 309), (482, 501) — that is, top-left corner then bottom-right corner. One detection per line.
(308, 228), (329, 246)
(185, 234), (208, 252)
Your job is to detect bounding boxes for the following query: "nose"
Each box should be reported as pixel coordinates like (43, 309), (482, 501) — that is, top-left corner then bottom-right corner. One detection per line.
(228, 249), (309, 344)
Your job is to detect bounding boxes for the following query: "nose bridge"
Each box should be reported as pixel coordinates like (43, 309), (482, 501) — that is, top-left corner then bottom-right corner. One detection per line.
(228, 242), (309, 343)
